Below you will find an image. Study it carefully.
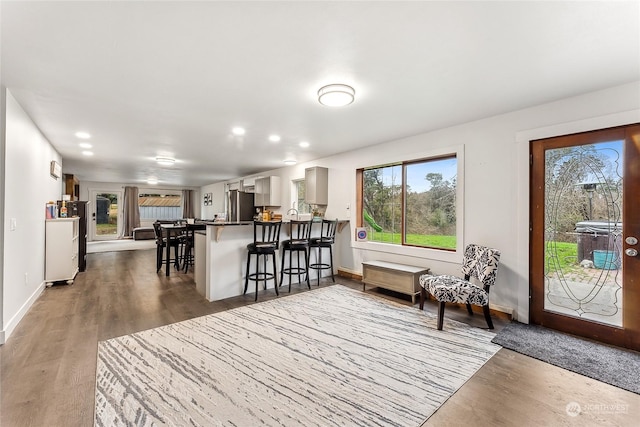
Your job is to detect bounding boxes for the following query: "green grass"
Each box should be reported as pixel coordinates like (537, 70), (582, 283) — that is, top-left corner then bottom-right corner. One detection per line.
(545, 241), (578, 271)
(368, 231), (456, 250)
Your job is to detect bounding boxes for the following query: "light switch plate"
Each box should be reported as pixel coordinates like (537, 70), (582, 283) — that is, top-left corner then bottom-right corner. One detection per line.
(10, 218), (16, 231)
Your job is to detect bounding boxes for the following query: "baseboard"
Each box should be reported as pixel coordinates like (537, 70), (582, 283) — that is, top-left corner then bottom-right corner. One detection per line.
(1, 281), (45, 344)
(337, 268), (362, 281)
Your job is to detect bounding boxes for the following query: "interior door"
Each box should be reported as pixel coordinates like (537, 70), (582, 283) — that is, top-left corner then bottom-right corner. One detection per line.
(89, 190), (123, 241)
(530, 124), (640, 351)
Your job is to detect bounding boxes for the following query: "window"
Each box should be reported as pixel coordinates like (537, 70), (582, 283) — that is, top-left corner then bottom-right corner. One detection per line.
(358, 155), (457, 250)
(139, 192), (182, 220)
(293, 179), (311, 214)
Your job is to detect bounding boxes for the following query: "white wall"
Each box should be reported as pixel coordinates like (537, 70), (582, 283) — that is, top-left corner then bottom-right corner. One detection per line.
(208, 81), (640, 322)
(1, 90), (63, 343)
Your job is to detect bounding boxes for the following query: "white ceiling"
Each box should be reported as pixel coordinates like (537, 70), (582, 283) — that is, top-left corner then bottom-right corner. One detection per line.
(2, 1), (638, 187)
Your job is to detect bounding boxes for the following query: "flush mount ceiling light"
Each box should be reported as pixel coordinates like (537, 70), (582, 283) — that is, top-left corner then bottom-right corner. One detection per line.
(299, 141), (310, 148)
(317, 84), (355, 107)
(232, 127), (246, 136)
(79, 142), (92, 149)
(75, 131), (91, 139)
(283, 159), (297, 165)
(82, 151), (93, 156)
(147, 178), (158, 185)
(156, 156), (175, 166)
(269, 135), (281, 143)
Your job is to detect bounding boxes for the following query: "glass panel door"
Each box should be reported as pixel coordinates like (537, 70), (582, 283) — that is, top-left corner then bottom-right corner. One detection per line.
(90, 190), (122, 240)
(531, 125), (640, 351)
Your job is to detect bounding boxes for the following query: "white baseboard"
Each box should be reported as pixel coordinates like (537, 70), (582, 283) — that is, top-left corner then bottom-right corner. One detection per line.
(1, 281), (45, 344)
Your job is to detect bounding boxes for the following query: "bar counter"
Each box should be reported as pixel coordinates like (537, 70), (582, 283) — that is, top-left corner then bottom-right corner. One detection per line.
(194, 220), (349, 301)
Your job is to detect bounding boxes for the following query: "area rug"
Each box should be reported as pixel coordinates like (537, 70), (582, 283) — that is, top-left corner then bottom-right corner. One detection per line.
(87, 239), (156, 253)
(492, 322), (640, 395)
(95, 285), (500, 426)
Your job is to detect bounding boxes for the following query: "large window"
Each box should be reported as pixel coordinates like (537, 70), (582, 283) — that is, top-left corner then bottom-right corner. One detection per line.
(359, 155), (457, 250)
(139, 192), (182, 220)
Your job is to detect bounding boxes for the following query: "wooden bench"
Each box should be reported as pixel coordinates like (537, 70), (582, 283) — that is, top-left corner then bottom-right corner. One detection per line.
(362, 261), (430, 304)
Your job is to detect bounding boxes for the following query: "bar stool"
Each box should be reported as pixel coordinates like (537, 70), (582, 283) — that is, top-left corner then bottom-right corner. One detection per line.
(309, 218), (338, 286)
(153, 221), (181, 273)
(244, 221), (282, 301)
(279, 219), (313, 292)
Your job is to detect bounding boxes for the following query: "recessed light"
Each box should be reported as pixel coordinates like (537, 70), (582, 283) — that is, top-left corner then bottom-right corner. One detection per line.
(156, 156), (175, 166)
(147, 178), (158, 185)
(232, 127), (246, 136)
(269, 135), (281, 142)
(283, 159), (297, 165)
(79, 142), (92, 149)
(318, 84), (355, 107)
(299, 141), (310, 148)
(75, 131), (91, 139)
(82, 151), (93, 156)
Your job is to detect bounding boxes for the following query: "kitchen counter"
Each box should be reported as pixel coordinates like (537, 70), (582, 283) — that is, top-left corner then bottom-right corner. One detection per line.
(194, 219), (350, 302)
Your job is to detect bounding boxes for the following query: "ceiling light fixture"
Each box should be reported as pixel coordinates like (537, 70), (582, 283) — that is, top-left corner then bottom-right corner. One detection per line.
(283, 159), (297, 165)
(156, 156), (175, 166)
(79, 142), (92, 149)
(299, 141), (310, 148)
(317, 84), (355, 107)
(82, 151), (93, 156)
(75, 131), (91, 139)
(147, 178), (158, 185)
(232, 127), (246, 136)
(269, 135), (281, 142)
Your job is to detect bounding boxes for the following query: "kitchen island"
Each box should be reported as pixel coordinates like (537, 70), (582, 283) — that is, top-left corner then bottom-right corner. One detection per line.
(194, 219), (349, 301)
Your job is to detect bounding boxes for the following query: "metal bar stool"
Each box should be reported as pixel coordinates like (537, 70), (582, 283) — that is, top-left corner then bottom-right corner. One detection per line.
(309, 218), (338, 286)
(244, 220), (282, 301)
(280, 219), (313, 292)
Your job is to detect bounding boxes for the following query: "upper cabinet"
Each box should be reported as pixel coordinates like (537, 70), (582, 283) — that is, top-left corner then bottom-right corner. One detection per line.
(63, 174), (80, 201)
(305, 166), (328, 205)
(254, 176), (281, 207)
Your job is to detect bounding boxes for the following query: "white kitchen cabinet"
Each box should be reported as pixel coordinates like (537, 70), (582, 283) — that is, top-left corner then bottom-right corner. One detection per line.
(45, 217), (79, 286)
(254, 176), (281, 207)
(305, 166), (328, 205)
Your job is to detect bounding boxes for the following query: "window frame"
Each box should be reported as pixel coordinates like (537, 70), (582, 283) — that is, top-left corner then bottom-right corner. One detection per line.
(353, 145), (464, 263)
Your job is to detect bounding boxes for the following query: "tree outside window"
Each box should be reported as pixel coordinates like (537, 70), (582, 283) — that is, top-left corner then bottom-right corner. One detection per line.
(360, 156), (457, 250)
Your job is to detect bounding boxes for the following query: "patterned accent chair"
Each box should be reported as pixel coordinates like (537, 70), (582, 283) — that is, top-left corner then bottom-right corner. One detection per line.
(418, 244), (501, 330)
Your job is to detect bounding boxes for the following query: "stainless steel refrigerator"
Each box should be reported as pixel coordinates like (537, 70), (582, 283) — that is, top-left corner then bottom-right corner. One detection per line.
(228, 190), (255, 222)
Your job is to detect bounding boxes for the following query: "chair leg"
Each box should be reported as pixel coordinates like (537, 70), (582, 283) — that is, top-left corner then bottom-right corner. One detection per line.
(304, 248), (311, 289)
(419, 287), (426, 310)
(317, 247), (322, 286)
(244, 253), (251, 295)
(280, 249), (286, 290)
(272, 253), (279, 296)
(156, 245), (162, 272)
(483, 304), (494, 329)
(328, 245), (335, 282)
(466, 303), (474, 315)
(437, 301), (446, 330)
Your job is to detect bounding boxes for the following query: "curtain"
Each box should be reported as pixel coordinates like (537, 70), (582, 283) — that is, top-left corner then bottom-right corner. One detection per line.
(120, 186), (140, 238)
(182, 189), (195, 219)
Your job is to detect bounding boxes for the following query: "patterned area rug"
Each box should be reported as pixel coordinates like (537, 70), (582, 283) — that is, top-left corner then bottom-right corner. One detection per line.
(95, 285), (500, 426)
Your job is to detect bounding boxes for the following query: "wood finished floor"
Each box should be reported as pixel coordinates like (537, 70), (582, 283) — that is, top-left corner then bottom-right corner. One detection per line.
(1, 248), (638, 426)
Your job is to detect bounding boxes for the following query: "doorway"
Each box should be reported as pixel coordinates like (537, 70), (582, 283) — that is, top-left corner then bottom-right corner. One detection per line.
(89, 190), (123, 241)
(530, 124), (640, 350)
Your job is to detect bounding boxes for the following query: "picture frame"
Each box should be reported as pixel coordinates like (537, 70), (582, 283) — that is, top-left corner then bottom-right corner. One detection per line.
(50, 160), (61, 179)
(203, 193), (213, 206)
